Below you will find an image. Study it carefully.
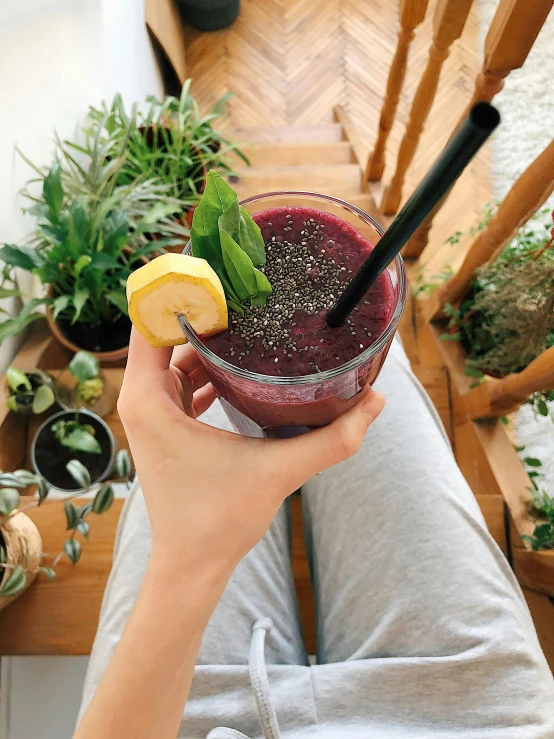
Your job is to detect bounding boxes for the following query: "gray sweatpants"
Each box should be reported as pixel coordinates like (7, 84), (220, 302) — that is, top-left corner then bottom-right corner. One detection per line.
(79, 339), (554, 738)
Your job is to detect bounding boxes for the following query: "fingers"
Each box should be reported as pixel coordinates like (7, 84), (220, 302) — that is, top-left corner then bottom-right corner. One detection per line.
(193, 383), (217, 417)
(189, 366), (212, 393)
(126, 328), (173, 380)
(171, 343), (203, 375)
(266, 388), (385, 487)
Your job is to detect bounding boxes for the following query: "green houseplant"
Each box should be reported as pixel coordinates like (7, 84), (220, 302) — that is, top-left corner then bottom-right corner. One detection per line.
(55, 350), (117, 417)
(0, 450), (132, 609)
(442, 207), (554, 418)
(83, 80), (248, 234)
(4, 367), (55, 415)
(416, 205), (554, 417)
(524, 488), (554, 551)
(32, 408), (117, 492)
(0, 113), (189, 360)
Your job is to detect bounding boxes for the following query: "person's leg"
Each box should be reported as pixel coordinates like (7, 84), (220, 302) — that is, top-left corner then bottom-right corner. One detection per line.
(79, 401), (306, 723)
(303, 338), (554, 734)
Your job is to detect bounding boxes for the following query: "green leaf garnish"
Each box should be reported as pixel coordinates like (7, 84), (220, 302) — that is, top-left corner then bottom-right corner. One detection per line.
(190, 171), (272, 312)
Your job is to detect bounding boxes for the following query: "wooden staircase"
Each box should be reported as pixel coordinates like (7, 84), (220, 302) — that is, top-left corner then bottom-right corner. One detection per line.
(229, 119), (379, 218)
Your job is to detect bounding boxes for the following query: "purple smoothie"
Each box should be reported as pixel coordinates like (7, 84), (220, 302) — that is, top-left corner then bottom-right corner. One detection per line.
(190, 204), (401, 437)
(205, 206), (395, 377)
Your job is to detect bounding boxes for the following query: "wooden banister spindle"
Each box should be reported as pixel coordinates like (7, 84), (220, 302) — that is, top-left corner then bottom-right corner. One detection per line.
(461, 346), (554, 420)
(381, 0), (474, 215)
(423, 138), (554, 321)
(405, 0), (554, 257)
(365, 0), (429, 182)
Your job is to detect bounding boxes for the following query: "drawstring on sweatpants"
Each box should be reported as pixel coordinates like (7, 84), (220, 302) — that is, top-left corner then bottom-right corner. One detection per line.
(207, 618), (281, 739)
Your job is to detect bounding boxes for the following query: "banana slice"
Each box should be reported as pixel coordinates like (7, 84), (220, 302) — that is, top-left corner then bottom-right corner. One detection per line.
(127, 253), (228, 347)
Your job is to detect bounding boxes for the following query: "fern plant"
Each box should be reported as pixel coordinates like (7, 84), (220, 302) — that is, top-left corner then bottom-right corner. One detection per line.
(434, 206), (554, 378)
(81, 80), (248, 206)
(0, 114), (189, 344)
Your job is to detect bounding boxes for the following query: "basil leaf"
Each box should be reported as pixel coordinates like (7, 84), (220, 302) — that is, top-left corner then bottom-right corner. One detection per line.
(239, 206), (266, 267)
(251, 269), (272, 306)
(219, 197), (240, 243)
(227, 299), (245, 315)
(190, 171), (236, 272)
(220, 230), (257, 301)
(219, 272), (245, 309)
(191, 170), (272, 311)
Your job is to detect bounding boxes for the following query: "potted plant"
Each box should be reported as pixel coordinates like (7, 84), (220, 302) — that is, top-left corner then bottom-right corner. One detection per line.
(83, 81), (249, 238)
(176, 0), (240, 31)
(5, 366), (55, 415)
(0, 114), (189, 361)
(0, 449), (133, 609)
(524, 488), (554, 551)
(55, 350), (117, 417)
(417, 205), (554, 417)
(32, 408), (117, 492)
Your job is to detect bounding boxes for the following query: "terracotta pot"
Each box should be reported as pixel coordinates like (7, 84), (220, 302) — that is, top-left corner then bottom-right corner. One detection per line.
(45, 306), (130, 363)
(45, 248), (149, 363)
(0, 511), (43, 611)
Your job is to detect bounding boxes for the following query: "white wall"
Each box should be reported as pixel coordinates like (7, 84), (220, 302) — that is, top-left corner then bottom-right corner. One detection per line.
(0, 0), (164, 373)
(0, 1), (163, 736)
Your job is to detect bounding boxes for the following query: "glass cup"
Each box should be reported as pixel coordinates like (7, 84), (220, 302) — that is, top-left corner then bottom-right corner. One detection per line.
(181, 192), (407, 438)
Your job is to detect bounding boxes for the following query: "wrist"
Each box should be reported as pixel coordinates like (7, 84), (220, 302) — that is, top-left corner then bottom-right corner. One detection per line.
(146, 544), (234, 602)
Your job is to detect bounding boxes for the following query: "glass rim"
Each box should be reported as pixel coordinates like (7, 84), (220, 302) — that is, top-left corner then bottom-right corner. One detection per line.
(181, 190), (407, 386)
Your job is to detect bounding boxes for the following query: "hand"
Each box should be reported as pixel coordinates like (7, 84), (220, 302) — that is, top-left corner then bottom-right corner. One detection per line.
(118, 328), (385, 578)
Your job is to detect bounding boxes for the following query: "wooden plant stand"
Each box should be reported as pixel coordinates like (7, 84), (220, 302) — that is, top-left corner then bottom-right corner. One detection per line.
(0, 324), (128, 655)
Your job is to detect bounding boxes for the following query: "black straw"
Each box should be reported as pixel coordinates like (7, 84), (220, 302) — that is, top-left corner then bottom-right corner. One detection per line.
(326, 102), (500, 328)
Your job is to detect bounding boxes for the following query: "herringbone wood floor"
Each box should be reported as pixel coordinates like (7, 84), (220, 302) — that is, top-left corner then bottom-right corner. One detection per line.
(185, 0), (491, 276)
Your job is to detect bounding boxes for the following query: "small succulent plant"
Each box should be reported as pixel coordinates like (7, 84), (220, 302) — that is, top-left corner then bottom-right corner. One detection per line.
(5, 367), (55, 415)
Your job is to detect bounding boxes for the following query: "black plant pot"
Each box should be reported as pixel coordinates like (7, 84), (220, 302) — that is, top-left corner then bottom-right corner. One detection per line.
(32, 409), (116, 492)
(177, 0), (240, 31)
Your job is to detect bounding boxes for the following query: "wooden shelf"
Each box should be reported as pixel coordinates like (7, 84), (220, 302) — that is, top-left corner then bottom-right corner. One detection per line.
(0, 498), (124, 655)
(0, 326), (130, 655)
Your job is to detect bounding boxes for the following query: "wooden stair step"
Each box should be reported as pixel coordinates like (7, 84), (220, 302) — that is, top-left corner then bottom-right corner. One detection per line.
(231, 124), (344, 144)
(344, 193), (380, 220)
(231, 141), (354, 168)
(230, 163), (362, 198)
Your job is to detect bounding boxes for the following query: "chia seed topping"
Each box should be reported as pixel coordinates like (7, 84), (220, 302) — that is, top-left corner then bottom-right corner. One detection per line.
(204, 206), (394, 377)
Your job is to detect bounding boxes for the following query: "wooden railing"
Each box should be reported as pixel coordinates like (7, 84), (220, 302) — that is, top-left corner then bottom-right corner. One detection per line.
(363, 0), (554, 596)
(367, 0), (553, 250)
(366, 0), (553, 418)
(422, 132), (554, 425)
(365, 0), (429, 181)
(460, 347), (554, 420)
(423, 137), (554, 322)
(380, 0), (474, 215)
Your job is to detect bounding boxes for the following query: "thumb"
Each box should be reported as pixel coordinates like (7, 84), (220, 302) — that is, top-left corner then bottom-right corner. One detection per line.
(270, 388), (385, 487)
(125, 327), (173, 381)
